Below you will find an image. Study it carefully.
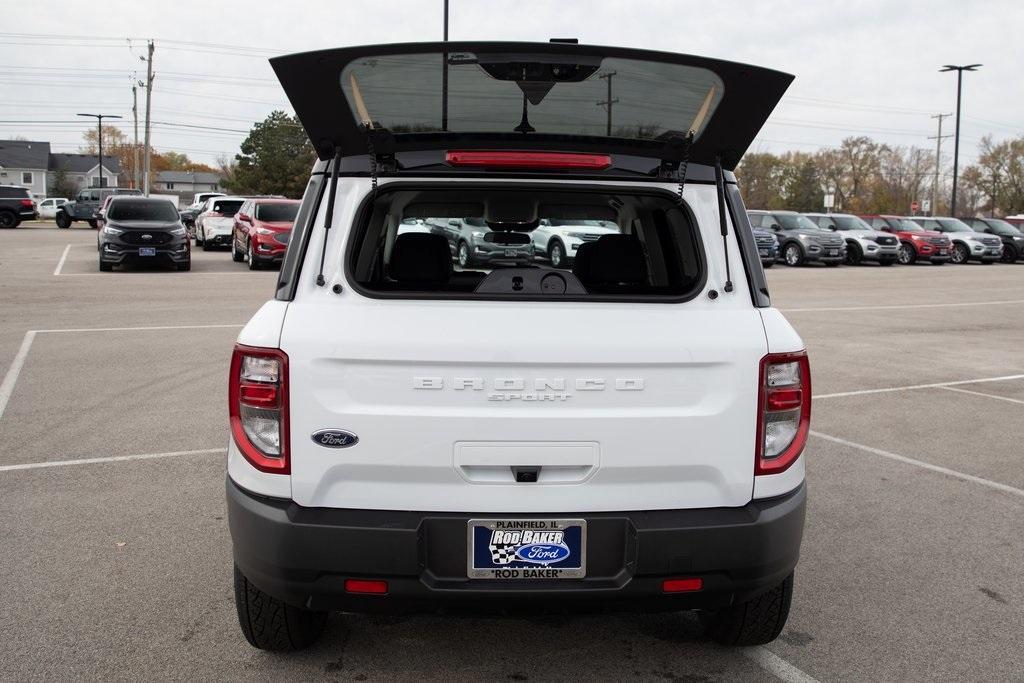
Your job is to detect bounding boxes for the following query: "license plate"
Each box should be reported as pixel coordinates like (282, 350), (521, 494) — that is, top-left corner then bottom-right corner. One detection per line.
(138, 247), (156, 256)
(758, 249), (770, 257)
(468, 519), (586, 579)
(504, 248), (520, 257)
(826, 249), (838, 256)
(939, 249), (948, 255)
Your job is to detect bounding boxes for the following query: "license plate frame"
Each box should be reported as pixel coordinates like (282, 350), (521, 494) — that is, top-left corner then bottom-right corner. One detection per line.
(504, 248), (519, 257)
(826, 248), (839, 257)
(467, 519), (586, 579)
(138, 247), (156, 257)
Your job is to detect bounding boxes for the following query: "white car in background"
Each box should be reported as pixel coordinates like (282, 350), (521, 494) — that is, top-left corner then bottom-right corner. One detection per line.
(38, 197), (68, 219)
(531, 218), (620, 268)
(804, 212), (900, 266)
(195, 196), (246, 250)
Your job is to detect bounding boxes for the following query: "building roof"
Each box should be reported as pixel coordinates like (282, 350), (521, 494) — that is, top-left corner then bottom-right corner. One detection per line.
(48, 153), (120, 174)
(0, 140), (51, 169)
(157, 170), (221, 184)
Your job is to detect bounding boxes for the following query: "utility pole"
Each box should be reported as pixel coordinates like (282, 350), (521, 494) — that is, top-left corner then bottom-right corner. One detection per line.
(77, 113), (122, 189)
(939, 64), (981, 216)
(927, 113), (952, 216)
(142, 39), (155, 196)
(597, 71), (618, 137)
(132, 83), (140, 190)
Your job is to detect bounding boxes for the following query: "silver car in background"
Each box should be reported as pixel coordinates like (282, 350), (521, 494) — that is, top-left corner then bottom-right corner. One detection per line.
(804, 213), (899, 266)
(908, 217), (1002, 264)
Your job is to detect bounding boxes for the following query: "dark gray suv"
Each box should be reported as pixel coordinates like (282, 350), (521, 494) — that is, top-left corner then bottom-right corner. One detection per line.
(748, 210), (846, 266)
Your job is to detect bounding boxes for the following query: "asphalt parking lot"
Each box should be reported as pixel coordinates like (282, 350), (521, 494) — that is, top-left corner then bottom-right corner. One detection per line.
(1, 222), (1022, 682)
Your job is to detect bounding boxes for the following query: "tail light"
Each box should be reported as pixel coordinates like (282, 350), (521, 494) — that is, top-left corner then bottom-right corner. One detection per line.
(20, 199), (33, 208)
(755, 351), (811, 475)
(229, 345), (289, 474)
(445, 150), (612, 170)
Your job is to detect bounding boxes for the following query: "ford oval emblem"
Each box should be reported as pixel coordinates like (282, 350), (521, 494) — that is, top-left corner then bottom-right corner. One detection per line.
(311, 429), (359, 448)
(140, 233), (153, 240)
(514, 543), (571, 565)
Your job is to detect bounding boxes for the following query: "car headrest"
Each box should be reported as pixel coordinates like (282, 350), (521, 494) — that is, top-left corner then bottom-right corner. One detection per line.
(389, 233), (452, 283)
(575, 234), (647, 285)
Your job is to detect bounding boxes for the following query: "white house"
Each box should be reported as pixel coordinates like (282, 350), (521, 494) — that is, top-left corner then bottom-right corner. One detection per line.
(153, 170), (223, 205)
(48, 153), (120, 190)
(0, 140), (49, 197)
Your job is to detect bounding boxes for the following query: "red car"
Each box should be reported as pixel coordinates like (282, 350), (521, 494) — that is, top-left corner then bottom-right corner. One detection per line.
(857, 214), (951, 265)
(231, 198), (300, 269)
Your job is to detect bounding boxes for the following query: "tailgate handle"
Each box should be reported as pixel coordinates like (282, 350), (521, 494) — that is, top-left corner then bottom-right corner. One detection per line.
(454, 441), (599, 485)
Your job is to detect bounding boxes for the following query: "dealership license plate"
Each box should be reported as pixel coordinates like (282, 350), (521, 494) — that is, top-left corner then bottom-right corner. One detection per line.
(939, 249), (948, 255)
(504, 248), (520, 257)
(758, 249), (770, 257)
(138, 247), (156, 256)
(468, 519), (586, 579)
(826, 249), (839, 256)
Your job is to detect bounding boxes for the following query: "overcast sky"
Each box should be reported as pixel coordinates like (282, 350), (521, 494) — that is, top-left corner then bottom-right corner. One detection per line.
(2, 0), (1021, 168)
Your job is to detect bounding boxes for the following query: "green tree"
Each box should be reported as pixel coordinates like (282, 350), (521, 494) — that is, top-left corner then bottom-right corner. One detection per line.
(226, 111), (314, 198)
(49, 164), (79, 198)
(781, 157), (823, 211)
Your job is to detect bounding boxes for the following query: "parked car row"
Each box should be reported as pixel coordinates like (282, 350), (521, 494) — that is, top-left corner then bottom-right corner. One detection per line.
(747, 210), (1024, 267)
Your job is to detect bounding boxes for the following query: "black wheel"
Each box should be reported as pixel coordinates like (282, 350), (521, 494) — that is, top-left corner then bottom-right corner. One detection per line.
(233, 565), (327, 651)
(195, 226), (204, 246)
(898, 243), (916, 265)
(177, 260), (191, 272)
(231, 236), (245, 262)
(202, 233), (213, 251)
(55, 211), (72, 229)
(762, 260), (774, 269)
(782, 243), (803, 267)
(548, 240), (567, 268)
(98, 261), (113, 272)
(703, 572), (794, 646)
(1000, 245), (1018, 263)
(0, 210), (18, 229)
(247, 241), (259, 270)
(457, 241), (474, 268)
(87, 219), (98, 229)
(845, 242), (862, 265)
(951, 242), (970, 264)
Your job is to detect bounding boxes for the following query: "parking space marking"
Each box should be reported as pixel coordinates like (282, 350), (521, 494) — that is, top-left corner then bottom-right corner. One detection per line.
(58, 271), (261, 277)
(811, 431), (1024, 499)
(744, 647), (821, 683)
(0, 331), (36, 421)
(0, 324), (243, 420)
(814, 373), (1024, 400)
(0, 447), (223, 473)
(940, 385), (1024, 406)
(53, 244), (71, 276)
(783, 299), (1024, 313)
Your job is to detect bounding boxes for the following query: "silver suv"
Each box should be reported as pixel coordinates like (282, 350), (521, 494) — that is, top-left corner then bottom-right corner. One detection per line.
(804, 213), (899, 266)
(908, 217), (1002, 264)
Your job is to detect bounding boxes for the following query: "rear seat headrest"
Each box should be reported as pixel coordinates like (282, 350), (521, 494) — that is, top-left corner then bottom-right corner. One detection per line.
(390, 233), (453, 283)
(575, 234), (647, 285)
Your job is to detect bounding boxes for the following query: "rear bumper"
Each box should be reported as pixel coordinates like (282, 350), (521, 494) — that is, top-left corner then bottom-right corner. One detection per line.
(227, 478), (806, 614)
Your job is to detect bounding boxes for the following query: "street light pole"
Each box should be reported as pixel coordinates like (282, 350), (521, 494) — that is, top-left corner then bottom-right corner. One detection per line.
(78, 113), (123, 189)
(939, 64), (981, 216)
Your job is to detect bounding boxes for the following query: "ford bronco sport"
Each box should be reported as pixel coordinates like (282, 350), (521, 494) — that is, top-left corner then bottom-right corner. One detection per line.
(227, 42), (809, 651)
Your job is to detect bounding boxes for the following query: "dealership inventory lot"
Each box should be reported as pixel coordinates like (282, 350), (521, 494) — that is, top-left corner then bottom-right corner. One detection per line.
(0, 225), (1022, 681)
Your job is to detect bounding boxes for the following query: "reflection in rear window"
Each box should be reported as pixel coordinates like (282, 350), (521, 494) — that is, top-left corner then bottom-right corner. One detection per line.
(212, 200), (244, 215)
(255, 203), (299, 222)
(107, 199), (180, 222)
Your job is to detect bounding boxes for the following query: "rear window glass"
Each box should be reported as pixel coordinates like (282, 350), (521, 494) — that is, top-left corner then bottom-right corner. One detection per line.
(348, 187), (704, 301)
(107, 199), (179, 222)
(255, 203), (299, 222)
(340, 53), (724, 142)
(212, 200), (244, 215)
(0, 186), (30, 198)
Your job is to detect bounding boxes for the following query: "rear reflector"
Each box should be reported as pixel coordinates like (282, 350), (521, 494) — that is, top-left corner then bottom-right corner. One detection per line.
(445, 150), (612, 170)
(345, 579), (388, 595)
(662, 578), (703, 593)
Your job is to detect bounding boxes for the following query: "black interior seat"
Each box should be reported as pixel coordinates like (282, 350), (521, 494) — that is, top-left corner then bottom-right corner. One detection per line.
(573, 234), (648, 293)
(388, 233), (453, 289)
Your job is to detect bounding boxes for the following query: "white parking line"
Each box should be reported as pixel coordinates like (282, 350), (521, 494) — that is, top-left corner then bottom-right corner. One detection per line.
(0, 324), (244, 420)
(941, 385), (1024, 406)
(814, 373), (1024, 400)
(0, 331), (36, 420)
(59, 271), (261, 277)
(783, 299), (1024, 313)
(0, 448), (223, 472)
(53, 244), (71, 276)
(744, 648), (821, 683)
(811, 431), (1024, 499)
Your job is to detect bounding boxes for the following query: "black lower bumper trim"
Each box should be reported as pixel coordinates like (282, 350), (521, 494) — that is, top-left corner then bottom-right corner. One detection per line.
(227, 478), (806, 614)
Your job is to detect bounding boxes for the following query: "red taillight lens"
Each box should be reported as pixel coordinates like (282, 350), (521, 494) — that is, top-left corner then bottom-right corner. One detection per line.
(445, 150), (612, 170)
(662, 577), (703, 593)
(229, 344), (289, 474)
(20, 199), (33, 208)
(345, 579), (388, 595)
(755, 351), (811, 475)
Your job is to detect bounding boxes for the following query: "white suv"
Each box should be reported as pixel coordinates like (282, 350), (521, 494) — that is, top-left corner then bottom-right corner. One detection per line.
(227, 42), (809, 651)
(531, 218), (620, 267)
(804, 212), (900, 265)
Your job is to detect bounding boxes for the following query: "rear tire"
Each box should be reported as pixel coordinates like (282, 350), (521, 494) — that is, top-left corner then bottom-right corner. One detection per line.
(88, 219), (98, 229)
(703, 572), (794, 646)
(0, 210), (18, 229)
(233, 565), (327, 651)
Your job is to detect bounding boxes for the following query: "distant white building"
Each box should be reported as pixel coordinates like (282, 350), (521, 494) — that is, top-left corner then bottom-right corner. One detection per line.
(0, 140), (121, 198)
(153, 170), (223, 205)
